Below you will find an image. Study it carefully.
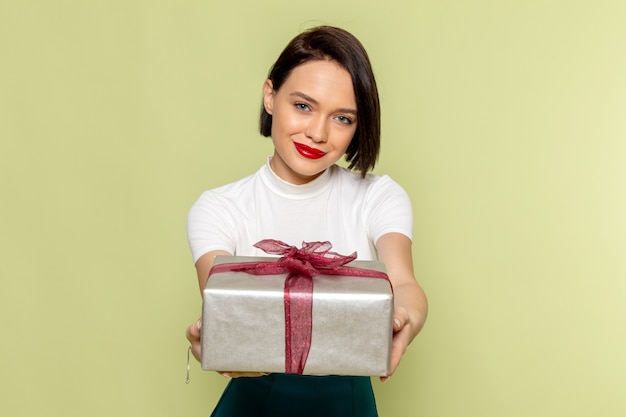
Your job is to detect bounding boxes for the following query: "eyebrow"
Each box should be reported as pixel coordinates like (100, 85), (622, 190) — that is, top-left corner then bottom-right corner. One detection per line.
(290, 91), (358, 115)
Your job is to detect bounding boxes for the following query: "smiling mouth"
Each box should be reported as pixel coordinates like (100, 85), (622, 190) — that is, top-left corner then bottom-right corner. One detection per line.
(294, 142), (327, 159)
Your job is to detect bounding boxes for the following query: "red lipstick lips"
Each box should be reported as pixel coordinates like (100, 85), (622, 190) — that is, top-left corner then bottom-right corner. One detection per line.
(294, 142), (327, 159)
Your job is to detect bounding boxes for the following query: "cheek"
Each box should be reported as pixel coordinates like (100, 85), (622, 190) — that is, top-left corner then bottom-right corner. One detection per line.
(272, 107), (299, 133)
(336, 128), (357, 150)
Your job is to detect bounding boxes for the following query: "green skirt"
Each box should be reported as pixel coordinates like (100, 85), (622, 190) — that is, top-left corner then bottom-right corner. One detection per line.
(210, 374), (378, 417)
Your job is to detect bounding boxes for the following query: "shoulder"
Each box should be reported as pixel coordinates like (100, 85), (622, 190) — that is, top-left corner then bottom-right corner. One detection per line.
(330, 166), (413, 241)
(202, 170), (259, 197)
(187, 167), (264, 261)
(187, 167), (264, 230)
(192, 168), (260, 207)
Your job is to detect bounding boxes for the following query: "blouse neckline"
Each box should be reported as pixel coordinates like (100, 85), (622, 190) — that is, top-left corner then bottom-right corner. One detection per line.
(260, 157), (334, 199)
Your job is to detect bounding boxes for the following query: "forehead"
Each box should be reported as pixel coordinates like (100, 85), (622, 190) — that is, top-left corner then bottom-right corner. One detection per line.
(280, 60), (356, 106)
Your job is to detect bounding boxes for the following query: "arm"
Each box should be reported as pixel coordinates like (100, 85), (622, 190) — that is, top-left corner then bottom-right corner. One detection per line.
(195, 249), (231, 295)
(375, 232), (428, 381)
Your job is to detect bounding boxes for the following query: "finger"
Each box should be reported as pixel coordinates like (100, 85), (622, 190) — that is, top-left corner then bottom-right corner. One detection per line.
(385, 323), (411, 380)
(193, 318), (202, 336)
(392, 306), (410, 332)
(393, 318), (402, 331)
(186, 318), (203, 362)
(185, 318), (202, 342)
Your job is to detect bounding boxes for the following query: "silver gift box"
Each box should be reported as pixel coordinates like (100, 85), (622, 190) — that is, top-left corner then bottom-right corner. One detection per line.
(201, 255), (394, 376)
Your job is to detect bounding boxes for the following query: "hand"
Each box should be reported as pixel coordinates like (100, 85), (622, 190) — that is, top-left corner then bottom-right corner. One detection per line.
(380, 306), (412, 382)
(185, 318), (270, 378)
(185, 317), (202, 362)
(375, 233), (428, 382)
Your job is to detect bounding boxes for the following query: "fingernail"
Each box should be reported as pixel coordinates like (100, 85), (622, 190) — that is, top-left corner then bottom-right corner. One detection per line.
(196, 320), (202, 331)
(394, 318), (401, 328)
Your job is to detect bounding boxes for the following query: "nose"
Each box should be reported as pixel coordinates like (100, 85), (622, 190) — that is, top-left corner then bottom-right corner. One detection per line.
(304, 115), (328, 143)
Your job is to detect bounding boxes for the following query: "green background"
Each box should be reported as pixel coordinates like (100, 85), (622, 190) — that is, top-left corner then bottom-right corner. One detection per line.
(2, 1), (625, 416)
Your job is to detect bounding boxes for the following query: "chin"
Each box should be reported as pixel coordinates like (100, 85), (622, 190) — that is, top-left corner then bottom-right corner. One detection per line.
(294, 162), (328, 176)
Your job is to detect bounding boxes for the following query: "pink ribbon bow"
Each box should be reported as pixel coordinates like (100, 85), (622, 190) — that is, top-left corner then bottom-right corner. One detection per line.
(209, 239), (390, 374)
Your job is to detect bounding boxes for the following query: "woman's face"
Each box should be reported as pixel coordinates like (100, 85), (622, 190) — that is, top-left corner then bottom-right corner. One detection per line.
(263, 59), (357, 185)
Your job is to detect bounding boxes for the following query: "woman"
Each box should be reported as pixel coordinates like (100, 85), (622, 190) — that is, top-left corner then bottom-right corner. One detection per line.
(185, 25), (428, 416)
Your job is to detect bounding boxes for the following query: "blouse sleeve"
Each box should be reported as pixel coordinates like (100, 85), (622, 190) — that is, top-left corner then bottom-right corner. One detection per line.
(186, 191), (237, 263)
(363, 175), (414, 244)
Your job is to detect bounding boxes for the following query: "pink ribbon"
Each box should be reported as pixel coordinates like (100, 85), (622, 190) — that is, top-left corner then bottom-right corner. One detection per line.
(209, 239), (390, 374)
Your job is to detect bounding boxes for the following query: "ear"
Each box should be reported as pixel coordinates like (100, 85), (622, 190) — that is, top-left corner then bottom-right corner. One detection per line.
(263, 79), (274, 115)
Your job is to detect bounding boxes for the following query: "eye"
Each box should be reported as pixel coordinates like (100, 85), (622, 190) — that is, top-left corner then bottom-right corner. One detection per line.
(294, 102), (311, 111)
(335, 115), (353, 125)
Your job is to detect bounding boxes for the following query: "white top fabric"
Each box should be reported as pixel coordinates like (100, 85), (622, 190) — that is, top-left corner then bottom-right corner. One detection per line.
(187, 158), (413, 263)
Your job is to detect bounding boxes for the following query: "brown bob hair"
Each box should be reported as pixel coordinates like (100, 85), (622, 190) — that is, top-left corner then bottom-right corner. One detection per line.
(259, 26), (381, 177)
